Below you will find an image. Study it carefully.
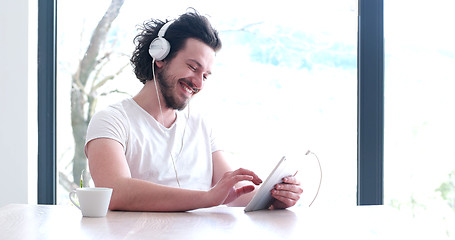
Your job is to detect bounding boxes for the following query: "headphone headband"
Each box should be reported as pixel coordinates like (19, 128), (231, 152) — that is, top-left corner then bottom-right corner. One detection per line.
(158, 20), (175, 38)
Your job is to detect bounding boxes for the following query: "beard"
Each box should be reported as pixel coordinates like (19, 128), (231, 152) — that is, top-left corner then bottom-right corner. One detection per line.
(156, 67), (191, 111)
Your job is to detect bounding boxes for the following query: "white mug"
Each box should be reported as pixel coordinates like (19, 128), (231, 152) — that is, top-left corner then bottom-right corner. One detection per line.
(69, 187), (113, 217)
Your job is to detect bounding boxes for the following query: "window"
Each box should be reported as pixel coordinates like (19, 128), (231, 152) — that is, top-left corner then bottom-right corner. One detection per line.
(52, 0), (358, 207)
(384, 0), (455, 235)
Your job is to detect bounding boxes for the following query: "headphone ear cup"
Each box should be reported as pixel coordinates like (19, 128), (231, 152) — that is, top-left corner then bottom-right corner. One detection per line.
(149, 37), (171, 61)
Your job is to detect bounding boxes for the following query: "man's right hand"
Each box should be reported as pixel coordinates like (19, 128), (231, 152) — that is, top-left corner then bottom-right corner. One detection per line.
(207, 168), (262, 206)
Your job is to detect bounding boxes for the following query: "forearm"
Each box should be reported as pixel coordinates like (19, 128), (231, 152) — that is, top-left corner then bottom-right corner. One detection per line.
(106, 178), (214, 212)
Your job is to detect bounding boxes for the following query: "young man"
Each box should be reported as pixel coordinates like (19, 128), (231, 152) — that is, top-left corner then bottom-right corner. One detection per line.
(85, 11), (303, 212)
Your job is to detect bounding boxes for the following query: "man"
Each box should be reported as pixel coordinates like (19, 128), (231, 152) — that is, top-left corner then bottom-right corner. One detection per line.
(85, 10), (303, 212)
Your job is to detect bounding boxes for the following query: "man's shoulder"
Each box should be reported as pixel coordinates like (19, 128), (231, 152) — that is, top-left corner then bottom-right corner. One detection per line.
(92, 98), (132, 120)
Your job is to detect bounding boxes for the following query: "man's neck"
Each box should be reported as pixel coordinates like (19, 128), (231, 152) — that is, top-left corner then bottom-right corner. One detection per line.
(133, 82), (176, 128)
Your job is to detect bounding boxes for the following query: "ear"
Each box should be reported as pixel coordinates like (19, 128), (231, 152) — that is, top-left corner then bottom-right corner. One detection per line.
(155, 60), (166, 69)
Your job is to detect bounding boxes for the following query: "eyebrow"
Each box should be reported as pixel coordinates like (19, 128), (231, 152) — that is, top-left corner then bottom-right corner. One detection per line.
(188, 59), (212, 75)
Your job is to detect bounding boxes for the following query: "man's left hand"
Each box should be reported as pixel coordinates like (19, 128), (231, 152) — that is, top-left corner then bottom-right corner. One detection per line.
(270, 176), (303, 209)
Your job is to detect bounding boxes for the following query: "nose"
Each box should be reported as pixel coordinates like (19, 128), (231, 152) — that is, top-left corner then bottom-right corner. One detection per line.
(191, 73), (206, 92)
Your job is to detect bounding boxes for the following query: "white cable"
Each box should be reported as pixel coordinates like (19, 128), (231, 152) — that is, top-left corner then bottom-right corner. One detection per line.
(152, 58), (182, 188)
(306, 150), (322, 207)
(152, 58), (165, 127)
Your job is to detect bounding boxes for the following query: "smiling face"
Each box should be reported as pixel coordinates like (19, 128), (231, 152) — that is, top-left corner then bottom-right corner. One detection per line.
(156, 38), (215, 110)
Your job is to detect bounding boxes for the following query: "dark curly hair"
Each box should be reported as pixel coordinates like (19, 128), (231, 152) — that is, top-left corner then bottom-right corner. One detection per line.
(130, 10), (222, 84)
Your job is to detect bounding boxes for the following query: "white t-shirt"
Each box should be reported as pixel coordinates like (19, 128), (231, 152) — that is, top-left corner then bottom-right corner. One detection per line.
(85, 98), (220, 190)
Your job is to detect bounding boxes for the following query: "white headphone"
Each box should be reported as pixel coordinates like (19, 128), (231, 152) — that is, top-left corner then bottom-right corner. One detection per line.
(149, 21), (175, 61)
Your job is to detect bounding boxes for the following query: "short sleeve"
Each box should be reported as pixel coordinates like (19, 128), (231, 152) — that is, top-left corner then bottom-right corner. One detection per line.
(84, 105), (129, 157)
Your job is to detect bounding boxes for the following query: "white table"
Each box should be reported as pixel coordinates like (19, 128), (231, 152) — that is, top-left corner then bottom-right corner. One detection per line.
(0, 204), (450, 239)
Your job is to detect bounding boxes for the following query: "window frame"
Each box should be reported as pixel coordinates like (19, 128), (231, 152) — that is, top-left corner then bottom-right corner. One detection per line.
(357, 0), (384, 205)
(37, 0), (384, 205)
(37, 0), (57, 204)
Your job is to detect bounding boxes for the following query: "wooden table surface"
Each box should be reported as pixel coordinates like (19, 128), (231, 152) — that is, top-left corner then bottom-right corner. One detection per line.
(0, 203), (450, 240)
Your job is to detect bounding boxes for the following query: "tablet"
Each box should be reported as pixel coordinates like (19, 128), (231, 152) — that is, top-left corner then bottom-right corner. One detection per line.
(244, 156), (297, 212)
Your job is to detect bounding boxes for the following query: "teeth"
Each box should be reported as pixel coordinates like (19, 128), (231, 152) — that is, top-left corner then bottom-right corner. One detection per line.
(182, 84), (193, 94)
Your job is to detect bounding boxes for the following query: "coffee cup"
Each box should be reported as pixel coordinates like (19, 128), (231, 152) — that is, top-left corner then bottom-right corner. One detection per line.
(69, 187), (113, 217)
